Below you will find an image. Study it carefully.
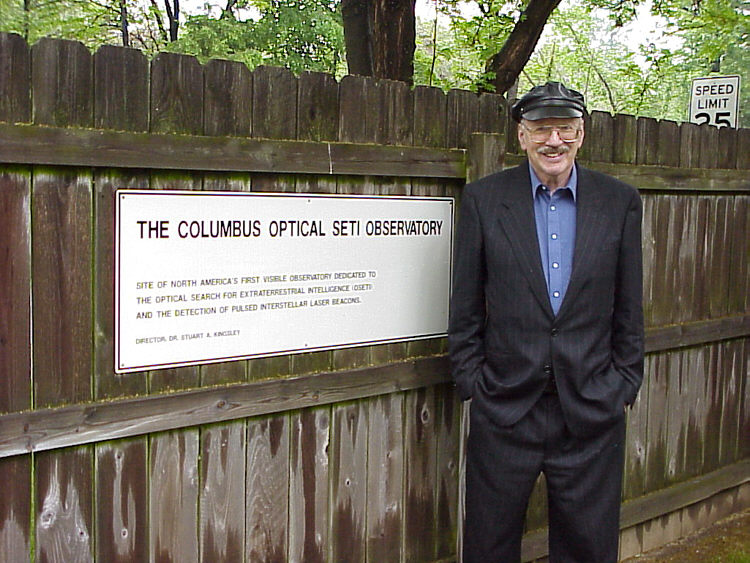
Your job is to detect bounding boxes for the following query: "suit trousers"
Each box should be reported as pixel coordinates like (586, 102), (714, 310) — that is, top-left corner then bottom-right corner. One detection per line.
(464, 394), (626, 563)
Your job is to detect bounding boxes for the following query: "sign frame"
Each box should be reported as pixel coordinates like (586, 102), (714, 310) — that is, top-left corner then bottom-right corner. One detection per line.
(114, 190), (454, 373)
(689, 75), (741, 128)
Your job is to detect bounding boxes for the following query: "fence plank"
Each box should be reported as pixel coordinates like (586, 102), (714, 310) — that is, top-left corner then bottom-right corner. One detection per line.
(707, 196), (731, 319)
(739, 339), (750, 459)
(148, 52), (203, 392)
(435, 382), (461, 559)
(718, 341), (741, 466)
(36, 448), (93, 561)
(93, 45), (148, 132)
(95, 439), (149, 562)
(289, 407), (331, 563)
(247, 415), (289, 562)
(644, 352), (669, 494)
(413, 85), (448, 148)
(0, 32), (31, 123)
(581, 110), (614, 162)
(150, 430), (199, 562)
(200, 421), (246, 562)
(366, 394), (404, 562)
(636, 117), (659, 165)
(703, 343), (722, 473)
(403, 386), (438, 561)
(447, 89), (479, 149)
(727, 196), (748, 316)
(683, 346), (708, 477)
(623, 354), (649, 500)
(204, 59), (252, 138)
(0, 37), (33, 561)
(330, 401), (368, 563)
(679, 122), (701, 169)
(613, 114), (637, 164)
(31, 37), (95, 560)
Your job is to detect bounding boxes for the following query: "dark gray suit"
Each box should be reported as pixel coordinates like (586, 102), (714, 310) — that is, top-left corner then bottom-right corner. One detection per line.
(449, 162), (644, 562)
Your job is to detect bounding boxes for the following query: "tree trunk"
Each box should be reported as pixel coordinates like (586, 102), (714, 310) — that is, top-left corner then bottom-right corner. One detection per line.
(486, 0), (561, 95)
(120, 0), (130, 47)
(342, 0), (416, 83)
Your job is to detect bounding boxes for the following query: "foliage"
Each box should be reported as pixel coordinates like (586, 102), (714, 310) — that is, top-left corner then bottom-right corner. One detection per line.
(169, 0), (345, 74)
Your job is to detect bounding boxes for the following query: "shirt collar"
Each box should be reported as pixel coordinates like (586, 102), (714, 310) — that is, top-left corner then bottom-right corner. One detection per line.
(529, 162), (577, 201)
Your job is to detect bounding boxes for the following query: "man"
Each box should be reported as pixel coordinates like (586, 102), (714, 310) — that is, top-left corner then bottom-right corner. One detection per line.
(449, 82), (644, 562)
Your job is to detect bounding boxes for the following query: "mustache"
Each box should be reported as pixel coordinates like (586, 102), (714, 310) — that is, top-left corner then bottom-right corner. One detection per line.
(537, 145), (571, 156)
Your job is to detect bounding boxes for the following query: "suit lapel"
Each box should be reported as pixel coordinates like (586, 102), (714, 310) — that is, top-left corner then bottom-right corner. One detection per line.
(557, 166), (609, 318)
(495, 164), (555, 319)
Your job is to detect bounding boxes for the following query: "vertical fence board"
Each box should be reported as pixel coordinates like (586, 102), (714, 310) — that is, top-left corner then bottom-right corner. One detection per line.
(613, 114), (637, 164)
(31, 37), (94, 561)
(727, 196), (748, 315)
(683, 346), (708, 476)
(0, 33), (32, 562)
(703, 343), (723, 473)
(203, 58), (252, 138)
(623, 354), (649, 500)
(0, 36), (32, 559)
(718, 341), (741, 465)
(150, 430), (199, 562)
(201, 57), (253, 385)
(644, 352), (669, 494)
(403, 386), (438, 561)
(435, 383), (460, 559)
(447, 89), (479, 149)
(478, 92), (506, 135)
(656, 120), (680, 167)
(665, 350), (685, 484)
(707, 197), (731, 319)
(679, 122), (701, 168)
(739, 339), (750, 459)
(200, 421), (246, 562)
(330, 401), (368, 563)
(716, 127), (737, 169)
(698, 125), (720, 169)
(148, 52), (203, 392)
(0, 32), (31, 123)
(640, 194), (656, 324)
(93, 45), (148, 132)
(36, 448), (93, 562)
(366, 394), (404, 562)
(675, 196), (699, 323)
(247, 415), (289, 562)
(413, 85), (447, 148)
(289, 407), (330, 563)
(636, 117), (659, 165)
(581, 110), (613, 162)
(95, 440), (148, 562)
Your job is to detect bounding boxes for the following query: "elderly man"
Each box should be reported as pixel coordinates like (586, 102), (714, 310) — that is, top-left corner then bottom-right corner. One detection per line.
(449, 82), (644, 562)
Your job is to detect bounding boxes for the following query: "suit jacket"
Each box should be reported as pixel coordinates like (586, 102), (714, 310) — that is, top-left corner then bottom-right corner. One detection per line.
(448, 161), (644, 437)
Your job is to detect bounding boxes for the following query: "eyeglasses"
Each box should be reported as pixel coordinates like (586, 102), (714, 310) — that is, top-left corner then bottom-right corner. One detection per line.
(521, 123), (582, 143)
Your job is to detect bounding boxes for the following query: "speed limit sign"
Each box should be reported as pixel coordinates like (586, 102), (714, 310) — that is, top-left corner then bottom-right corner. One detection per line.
(689, 75), (741, 128)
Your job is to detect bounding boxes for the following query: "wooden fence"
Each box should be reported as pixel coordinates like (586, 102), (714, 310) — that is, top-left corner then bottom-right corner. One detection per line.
(0, 33), (748, 562)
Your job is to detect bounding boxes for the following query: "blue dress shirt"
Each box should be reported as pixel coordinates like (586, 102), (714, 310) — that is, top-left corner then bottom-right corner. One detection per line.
(529, 164), (577, 315)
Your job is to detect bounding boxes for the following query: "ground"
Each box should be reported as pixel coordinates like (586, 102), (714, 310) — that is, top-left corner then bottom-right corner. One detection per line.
(623, 508), (750, 562)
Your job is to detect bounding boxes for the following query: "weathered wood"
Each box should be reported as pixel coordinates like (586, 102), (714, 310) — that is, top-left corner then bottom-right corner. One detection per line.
(413, 85), (448, 148)
(727, 196), (748, 315)
(31, 38), (92, 127)
(467, 132), (507, 182)
(93, 45), (148, 132)
(679, 121), (702, 168)
(703, 342), (723, 473)
(623, 353), (649, 500)
(289, 407), (330, 563)
(0, 455), (31, 561)
(403, 386), (438, 561)
(95, 439), (148, 562)
(203, 59), (252, 138)
(93, 44), (149, 399)
(377, 78), (413, 145)
(246, 415), (289, 562)
(150, 52), (203, 136)
(698, 124), (720, 169)
(0, 33), (31, 123)
(665, 350), (685, 484)
(644, 352), (669, 494)
(366, 394), (404, 562)
(200, 421), (246, 562)
(447, 88), (480, 149)
(707, 196), (731, 319)
(737, 128), (750, 169)
(339, 75), (379, 144)
(580, 110), (613, 163)
(330, 401), (368, 562)
(36, 448), (93, 561)
(636, 116), (660, 166)
(656, 120), (680, 167)
(150, 429), (199, 562)
(684, 346), (709, 476)
(718, 340), (741, 465)
(739, 339), (750, 459)
(613, 114), (637, 164)
(478, 92), (506, 135)
(434, 383), (460, 559)
(717, 126), (738, 169)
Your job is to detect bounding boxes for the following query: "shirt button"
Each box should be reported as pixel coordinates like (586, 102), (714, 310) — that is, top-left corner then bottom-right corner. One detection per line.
(552, 291), (560, 298)
(551, 233), (558, 240)
(552, 262), (559, 269)
(550, 205), (556, 211)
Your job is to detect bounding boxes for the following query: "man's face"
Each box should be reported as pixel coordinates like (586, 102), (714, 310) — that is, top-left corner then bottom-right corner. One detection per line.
(518, 117), (584, 189)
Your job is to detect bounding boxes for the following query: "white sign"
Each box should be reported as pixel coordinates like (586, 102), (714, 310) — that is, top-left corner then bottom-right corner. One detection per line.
(115, 191), (453, 373)
(689, 75), (741, 128)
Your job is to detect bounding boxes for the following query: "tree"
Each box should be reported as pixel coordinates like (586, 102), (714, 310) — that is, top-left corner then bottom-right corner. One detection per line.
(341, 0), (416, 82)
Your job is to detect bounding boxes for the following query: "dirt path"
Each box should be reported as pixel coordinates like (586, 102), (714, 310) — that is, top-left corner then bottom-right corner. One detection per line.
(622, 508), (750, 562)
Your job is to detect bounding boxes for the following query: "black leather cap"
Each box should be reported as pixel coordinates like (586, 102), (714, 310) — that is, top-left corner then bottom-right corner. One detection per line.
(511, 82), (587, 122)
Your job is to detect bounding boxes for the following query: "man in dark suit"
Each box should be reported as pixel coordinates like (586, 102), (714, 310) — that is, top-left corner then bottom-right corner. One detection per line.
(449, 82), (644, 562)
